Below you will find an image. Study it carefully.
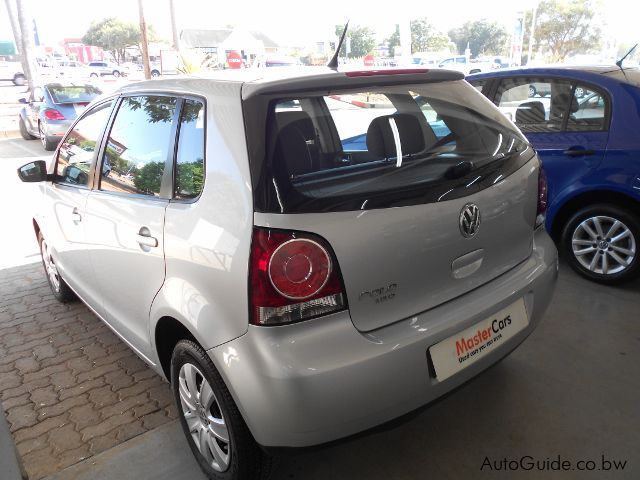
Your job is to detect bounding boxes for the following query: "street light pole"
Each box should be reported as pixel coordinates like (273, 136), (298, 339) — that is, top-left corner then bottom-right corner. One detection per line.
(169, 0), (180, 52)
(138, 0), (151, 80)
(15, 0), (37, 91)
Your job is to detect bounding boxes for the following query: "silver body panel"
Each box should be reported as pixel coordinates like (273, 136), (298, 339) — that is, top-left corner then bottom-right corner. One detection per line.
(209, 228), (556, 447)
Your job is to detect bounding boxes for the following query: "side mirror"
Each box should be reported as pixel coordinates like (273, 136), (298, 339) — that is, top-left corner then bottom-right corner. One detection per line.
(19, 97), (28, 104)
(18, 160), (49, 183)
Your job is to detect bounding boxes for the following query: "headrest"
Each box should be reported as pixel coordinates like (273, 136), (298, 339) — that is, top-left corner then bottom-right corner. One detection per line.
(366, 113), (425, 158)
(515, 101), (545, 124)
(275, 110), (315, 139)
(551, 92), (579, 116)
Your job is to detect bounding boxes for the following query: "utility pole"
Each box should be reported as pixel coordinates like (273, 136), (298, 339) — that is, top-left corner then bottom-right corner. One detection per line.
(4, 0), (22, 54)
(169, 0), (180, 52)
(138, 0), (151, 79)
(15, 0), (37, 91)
(527, 4), (538, 65)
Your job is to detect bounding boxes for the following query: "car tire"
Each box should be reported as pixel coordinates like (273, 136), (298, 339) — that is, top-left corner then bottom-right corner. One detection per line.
(19, 117), (36, 140)
(90, 73), (98, 78)
(13, 73), (26, 86)
(528, 85), (537, 97)
(171, 339), (272, 480)
(151, 69), (160, 77)
(575, 86), (585, 98)
(561, 204), (640, 284)
(112, 70), (120, 78)
(39, 232), (76, 303)
(38, 123), (57, 151)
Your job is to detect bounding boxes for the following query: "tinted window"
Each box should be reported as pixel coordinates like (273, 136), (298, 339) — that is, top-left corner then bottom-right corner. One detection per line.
(47, 85), (102, 104)
(250, 82), (531, 213)
(568, 85), (607, 131)
(55, 101), (113, 187)
(100, 95), (177, 196)
(496, 78), (573, 132)
(469, 80), (485, 93)
(174, 99), (205, 199)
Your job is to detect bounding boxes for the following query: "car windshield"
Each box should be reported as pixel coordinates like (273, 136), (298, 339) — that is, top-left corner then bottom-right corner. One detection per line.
(247, 80), (532, 213)
(47, 85), (102, 104)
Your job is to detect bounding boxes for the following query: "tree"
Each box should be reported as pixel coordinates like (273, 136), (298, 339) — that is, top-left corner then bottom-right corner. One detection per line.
(448, 20), (508, 57)
(386, 25), (400, 58)
(82, 18), (141, 64)
(410, 19), (451, 54)
(523, 0), (602, 63)
(15, 0), (37, 91)
(335, 24), (376, 58)
(4, 0), (21, 54)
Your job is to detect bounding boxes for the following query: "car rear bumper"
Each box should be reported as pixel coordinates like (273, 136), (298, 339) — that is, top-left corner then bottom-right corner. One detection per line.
(208, 228), (558, 448)
(42, 120), (72, 138)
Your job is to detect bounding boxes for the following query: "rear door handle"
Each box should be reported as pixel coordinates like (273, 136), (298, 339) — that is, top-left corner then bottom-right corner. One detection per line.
(563, 147), (594, 157)
(136, 234), (158, 248)
(71, 208), (82, 223)
(136, 226), (158, 248)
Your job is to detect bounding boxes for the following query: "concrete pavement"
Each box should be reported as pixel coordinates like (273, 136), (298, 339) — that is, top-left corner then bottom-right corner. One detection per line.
(43, 264), (640, 480)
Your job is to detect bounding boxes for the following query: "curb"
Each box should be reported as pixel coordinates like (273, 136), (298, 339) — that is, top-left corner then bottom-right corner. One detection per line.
(0, 404), (27, 480)
(1, 130), (21, 139)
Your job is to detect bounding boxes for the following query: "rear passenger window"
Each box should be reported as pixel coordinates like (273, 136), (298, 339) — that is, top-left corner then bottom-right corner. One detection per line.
(100, 95), (177, 196)
(567, 85), (607, 131)
(174, 99), (205, 199)
(496, 78), (573, 132)
(55, 101), (113, 187)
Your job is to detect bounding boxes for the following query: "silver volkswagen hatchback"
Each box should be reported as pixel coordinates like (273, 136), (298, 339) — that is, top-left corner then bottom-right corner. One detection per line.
(18, 68), (557, 480)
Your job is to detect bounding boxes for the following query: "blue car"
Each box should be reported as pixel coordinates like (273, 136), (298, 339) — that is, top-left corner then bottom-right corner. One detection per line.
(468, 66), (640, 284)
(18, 83), (102, 151)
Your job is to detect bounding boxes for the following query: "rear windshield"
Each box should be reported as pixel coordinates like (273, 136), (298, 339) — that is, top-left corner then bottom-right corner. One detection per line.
(247, 80), (533, 213)
(48, 85), (102, 104)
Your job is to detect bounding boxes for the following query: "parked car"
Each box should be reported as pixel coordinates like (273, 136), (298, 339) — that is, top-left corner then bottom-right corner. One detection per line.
(0, 58), (25, 85)
(18, 69), (557, 480)
(55, 60), (92, 79)
(87, 61), (128, 77)
(18, 83), (103, 150)
(468, 66), (640, 283)
(438, 55), (497, 75)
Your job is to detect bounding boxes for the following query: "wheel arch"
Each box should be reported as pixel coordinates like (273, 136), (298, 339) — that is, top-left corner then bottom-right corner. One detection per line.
(154, 316), (198, 381)
(550, 189), (640, 241)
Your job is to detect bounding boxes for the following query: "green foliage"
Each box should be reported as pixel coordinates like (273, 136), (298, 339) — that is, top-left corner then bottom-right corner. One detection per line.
(133, 161), (164, 195)
(448, 20), (508, 57)
(524, 0), (602, 62)
(386, 25), (400, 58)
(335, 24), (376, 58)
(82, 17), (156, 63)
(410, 19), (452, 54)
(175, 160), (204, 198)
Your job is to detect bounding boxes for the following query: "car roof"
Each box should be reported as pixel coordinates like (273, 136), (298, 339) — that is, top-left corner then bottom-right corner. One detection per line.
(467, 65), (640, 86)
(113, 67), (465, 100)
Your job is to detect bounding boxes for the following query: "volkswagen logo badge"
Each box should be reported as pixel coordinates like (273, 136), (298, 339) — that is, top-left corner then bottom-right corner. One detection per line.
(459, 204), (481, 238)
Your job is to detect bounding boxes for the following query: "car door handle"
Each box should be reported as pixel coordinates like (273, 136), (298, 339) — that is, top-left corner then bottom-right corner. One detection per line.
(563, 148), (595, 157)
(136, 234), (158, 248)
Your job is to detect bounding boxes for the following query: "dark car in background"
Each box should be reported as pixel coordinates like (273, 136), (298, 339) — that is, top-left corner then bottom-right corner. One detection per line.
(18, 83), (103, 150)
(468, 66), (640, 283)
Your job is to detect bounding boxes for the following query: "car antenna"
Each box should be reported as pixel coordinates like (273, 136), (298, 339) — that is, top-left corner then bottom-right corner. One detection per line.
(328, 20), (350, 70)
(616, 43), (637, 69)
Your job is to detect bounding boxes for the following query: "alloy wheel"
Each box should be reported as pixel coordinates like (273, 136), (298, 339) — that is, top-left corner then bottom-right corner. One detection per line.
(178, 363), (230, 472)
(41, 239), (61, 292)
(571, 215), (636, 275)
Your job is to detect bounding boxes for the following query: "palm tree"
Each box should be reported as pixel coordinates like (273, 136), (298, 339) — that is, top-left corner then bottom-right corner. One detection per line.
(3, 0), (22, 54)
(15, 0), (37, 91)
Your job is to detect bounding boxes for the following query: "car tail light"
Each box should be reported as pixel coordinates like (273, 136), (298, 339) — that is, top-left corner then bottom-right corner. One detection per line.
(536, 165), (548, 228)
(249, 228), (346, 326)
(43, 109), (65, 120)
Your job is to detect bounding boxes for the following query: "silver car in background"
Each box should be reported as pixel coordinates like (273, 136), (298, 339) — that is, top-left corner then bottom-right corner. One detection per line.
(18, 68), (557, 480)
(18, 83), (102, 150)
